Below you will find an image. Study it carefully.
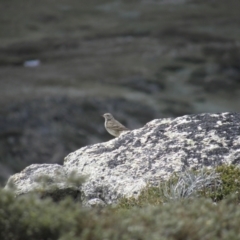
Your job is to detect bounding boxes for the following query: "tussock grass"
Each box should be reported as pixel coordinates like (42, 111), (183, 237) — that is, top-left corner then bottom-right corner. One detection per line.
(118, 168), (222, 209)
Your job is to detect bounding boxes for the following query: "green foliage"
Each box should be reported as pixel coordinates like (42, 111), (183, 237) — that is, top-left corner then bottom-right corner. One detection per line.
(118, 185), (165, 209)
(0, 191), (66, 240)
(212, 165), (240, 202)
(196, 165), (240, 202)
(1, 166), (240, 240)
(1, 189), (240, 240)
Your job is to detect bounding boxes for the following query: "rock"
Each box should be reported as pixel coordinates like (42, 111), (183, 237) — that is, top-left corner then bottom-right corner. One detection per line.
(85, 198), (106, 208)
(5, 112), (240, 205)
(4, 164), (80, 201)
(64, 112), (240, 204)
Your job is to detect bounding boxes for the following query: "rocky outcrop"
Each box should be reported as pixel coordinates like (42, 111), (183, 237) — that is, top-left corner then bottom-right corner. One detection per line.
(5, 112), (240, 205)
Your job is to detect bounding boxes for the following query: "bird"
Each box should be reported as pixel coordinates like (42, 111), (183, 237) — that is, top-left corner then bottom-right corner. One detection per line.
(102, 113), (129, 137)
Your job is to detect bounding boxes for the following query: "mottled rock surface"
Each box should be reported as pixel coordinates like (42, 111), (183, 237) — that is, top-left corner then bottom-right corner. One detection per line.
(5, 112), (240, 204)
(64, 112), (240, 204)
(5, 164), (80, 201)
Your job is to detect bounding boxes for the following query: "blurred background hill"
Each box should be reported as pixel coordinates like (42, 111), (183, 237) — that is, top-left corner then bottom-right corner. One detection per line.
(0, 0), (240, 184)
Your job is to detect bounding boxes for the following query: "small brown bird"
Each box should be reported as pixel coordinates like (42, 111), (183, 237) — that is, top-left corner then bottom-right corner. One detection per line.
(102, 113), (129, 137)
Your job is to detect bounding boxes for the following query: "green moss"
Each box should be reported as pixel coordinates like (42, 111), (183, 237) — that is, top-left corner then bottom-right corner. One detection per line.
(213, 165), (240, 202)
(196, 165), (240, 202)
(118, 185), (164, 209)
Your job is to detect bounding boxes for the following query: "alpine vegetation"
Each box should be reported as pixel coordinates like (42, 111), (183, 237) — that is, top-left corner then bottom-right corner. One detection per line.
(161, 169), (222, 201)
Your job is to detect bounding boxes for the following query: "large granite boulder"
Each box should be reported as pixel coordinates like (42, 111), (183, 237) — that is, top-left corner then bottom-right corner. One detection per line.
(5, 112), (240, 205)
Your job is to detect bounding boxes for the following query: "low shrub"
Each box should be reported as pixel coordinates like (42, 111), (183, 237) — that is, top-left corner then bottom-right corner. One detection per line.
(1, 165), (240, 240)
(1, 189), (240, 240)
